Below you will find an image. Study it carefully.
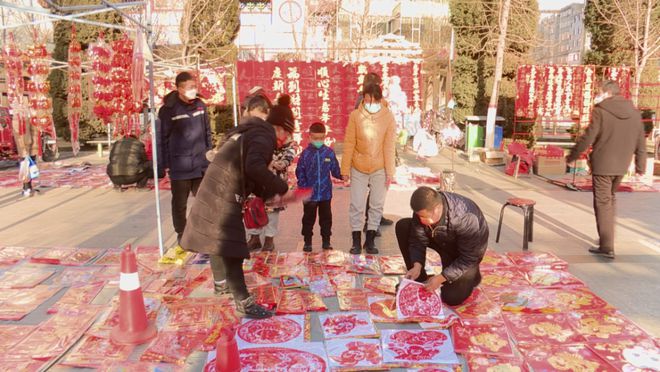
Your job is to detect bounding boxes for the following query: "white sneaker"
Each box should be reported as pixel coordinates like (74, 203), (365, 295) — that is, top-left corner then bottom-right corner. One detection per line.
(21, 189), (33, 198)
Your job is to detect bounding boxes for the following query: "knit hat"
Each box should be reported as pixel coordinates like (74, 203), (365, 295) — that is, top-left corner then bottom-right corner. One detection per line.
(267, 105), (295, 133)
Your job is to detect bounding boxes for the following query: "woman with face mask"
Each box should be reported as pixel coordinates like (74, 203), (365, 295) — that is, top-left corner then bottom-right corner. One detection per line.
(341, 83), (397, 255)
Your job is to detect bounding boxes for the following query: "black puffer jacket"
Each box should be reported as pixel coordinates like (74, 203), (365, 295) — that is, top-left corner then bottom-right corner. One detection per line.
(408, 192), (489, 283)
(180, 118), (289, 257)
(107, 137), (149, 177)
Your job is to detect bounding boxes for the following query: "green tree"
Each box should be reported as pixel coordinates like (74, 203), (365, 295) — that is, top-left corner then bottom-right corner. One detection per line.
(449, 0), (539, 134)
(48, 0), (124, 143)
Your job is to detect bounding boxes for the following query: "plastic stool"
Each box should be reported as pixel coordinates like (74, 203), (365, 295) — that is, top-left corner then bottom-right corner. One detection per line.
(496, 197), (535, 250)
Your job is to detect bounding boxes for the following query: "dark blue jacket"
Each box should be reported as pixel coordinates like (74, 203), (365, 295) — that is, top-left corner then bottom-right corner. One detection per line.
(296, 144), (341, 202)
(157, 91), (212, 180)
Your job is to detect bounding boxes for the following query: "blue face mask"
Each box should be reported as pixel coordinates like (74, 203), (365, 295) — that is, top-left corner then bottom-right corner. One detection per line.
(311, 140), (324, 149)
(364, 102), (382, 114)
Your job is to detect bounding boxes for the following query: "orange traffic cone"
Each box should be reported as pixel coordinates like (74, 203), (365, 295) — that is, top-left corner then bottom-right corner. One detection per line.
(110, 245), (157, 345)
(216, 326), (241, 372)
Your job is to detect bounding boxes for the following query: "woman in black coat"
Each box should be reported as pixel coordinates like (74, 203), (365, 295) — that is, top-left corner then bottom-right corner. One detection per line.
(181, 96), (295, 318)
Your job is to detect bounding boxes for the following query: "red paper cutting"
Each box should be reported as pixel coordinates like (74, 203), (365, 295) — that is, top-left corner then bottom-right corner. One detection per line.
(378, 255), (407, 275)
(520, 343), (616, 372)
(396, 279), (443, 321)
(480, 268), (529, 290)
(451, 288), (503, 322)
(326, 339), (382, 370)
(319, 312), (377, 339)
(60, 248), (100, 266)
(0, 285), (60, 320)
(347, 254), (382, 275)
(480, 249), (515, 269)
(239, 346), (328, 372)
(276, 289), (307, 314)
(337, 289), (370, 311)
(587, 337), (660, 372)
(465, 354), (528, 372)
(299, 290), (328, 312)
(569, 310), (650, 343)
(0, 325), (36, 353)
(452, 321), (515, 357)
(504, 313), (584, 345)
(237, 315), (305, 345)
(523, 267), (585, 289)
(363, 276), (399, 295)
(506, 251), (568, 269)
(381, 329), (459, 365)
(140, 330), (207, 365)
(61, 335), (134, 368)
(30, 247), (73, 265)
(368, 295), (402, 323)
(0, 246), (41, 264)
(544, 288), (611, 312)
(0, 267), (55, 289)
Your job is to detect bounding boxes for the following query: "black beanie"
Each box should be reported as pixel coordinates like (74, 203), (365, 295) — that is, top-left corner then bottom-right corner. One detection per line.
(267, 105), (295, 133)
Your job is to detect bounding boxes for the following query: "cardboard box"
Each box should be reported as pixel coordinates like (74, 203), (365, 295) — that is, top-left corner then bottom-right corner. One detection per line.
(480, 150), (506, 166)
(534, 156), (567, 176)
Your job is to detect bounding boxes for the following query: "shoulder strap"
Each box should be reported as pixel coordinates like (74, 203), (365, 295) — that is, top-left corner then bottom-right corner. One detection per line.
(236, 133), (246, 200)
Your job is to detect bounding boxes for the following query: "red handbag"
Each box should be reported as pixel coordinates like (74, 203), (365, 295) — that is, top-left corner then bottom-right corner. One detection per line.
(238, 134), (268, 229)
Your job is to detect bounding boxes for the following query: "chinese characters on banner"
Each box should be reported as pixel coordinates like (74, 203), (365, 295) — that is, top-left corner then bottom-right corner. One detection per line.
(237, 61), (423, 143)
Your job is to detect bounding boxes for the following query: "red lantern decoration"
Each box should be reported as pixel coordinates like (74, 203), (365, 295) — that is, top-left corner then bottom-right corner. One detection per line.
(68, 25), (83, 155)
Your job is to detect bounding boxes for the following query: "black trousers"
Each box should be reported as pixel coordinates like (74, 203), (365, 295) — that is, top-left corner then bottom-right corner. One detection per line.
(592, 175), (623, 252)
(302, 200), (332, 239)
(395, 218), (481, 306)
(210, 255), (249, 301)
(110, 173), (149, 188)
(171, 177), (203, 243)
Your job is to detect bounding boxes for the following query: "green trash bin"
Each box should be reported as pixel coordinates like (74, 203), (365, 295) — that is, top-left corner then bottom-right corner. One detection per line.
(466, 124), (485, 151)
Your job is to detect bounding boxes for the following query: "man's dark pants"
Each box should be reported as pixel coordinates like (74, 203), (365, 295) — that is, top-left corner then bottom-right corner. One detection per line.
(210, 255), (249, 300)
(592, 175), (623, 253)
(110, 173), (149, 188)
(171, 177), (203, 243)
(395, 218), (481, 306)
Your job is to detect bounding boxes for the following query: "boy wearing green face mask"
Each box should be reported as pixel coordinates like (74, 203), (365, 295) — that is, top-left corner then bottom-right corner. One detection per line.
(295, 122), (343, 252)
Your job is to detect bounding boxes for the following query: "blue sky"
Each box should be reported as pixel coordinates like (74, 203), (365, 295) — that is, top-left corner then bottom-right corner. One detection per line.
(538, 0), (584, 11)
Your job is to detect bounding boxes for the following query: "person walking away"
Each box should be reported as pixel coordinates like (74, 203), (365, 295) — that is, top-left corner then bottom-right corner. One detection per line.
(396, 186), (488, 306)
(245, 104), (297, 252)
(157, 71), (212, 246)
(296, 122), (343, 252)
(566, 80), (647, 259)
(107, 135), (152, 190)
(341, 83), (396, 254)
(180, 96), (304, 319)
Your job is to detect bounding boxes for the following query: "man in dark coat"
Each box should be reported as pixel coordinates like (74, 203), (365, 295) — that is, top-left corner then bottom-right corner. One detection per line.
(396, 186), (488, 306)
(567, 80), (647, 259)
(106, 135), (151, 189)
(181, 95), (298, 318)
(157, 71), (212, 244)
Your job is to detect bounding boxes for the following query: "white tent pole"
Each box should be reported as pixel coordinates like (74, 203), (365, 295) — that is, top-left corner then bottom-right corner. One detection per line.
(144, 0), (164, 256)
(232, 63), (239, 127)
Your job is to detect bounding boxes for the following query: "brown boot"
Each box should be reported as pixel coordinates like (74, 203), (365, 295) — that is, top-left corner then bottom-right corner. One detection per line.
(247, 235), (262, 251)
(263, 236), (275, 252)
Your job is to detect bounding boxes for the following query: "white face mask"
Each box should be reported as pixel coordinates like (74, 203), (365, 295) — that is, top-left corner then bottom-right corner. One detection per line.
(184, 89), (197, 100)
(365, 102), (382, 114)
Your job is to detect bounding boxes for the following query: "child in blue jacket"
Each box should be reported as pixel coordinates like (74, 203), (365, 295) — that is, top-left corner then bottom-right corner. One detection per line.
(296, 122), (343, 252)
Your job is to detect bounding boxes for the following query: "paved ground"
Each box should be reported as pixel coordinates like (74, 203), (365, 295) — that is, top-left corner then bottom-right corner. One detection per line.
(2, 146), (659, 346)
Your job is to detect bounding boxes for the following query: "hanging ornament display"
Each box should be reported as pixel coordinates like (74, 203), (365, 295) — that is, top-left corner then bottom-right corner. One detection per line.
(131, 29), (146, 111)
(25, 40), (56, 138)
(88, 34), (113, 122)
(109, 34), (137, 137)
(67, 26), (83, 156)
(2, 33), (28, 136)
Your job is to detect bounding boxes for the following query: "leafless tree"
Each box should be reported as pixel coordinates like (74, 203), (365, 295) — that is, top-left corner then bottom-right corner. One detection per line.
(589, 0), (660, 104)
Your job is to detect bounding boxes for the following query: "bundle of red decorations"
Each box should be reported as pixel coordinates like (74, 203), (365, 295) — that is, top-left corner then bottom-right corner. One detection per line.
(2, 34), (28, 135)
(88, 34), (113, 121)
(68, 26), (83, 155)
(26, 42), (56, 137)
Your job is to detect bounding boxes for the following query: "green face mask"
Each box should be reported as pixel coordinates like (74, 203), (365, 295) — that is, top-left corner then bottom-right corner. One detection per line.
(311, 140), (324, 149)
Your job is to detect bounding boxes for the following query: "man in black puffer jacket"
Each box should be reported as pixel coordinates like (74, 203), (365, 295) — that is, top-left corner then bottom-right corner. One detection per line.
(396, 186), (488, 306)
(107, 135), (151, 189)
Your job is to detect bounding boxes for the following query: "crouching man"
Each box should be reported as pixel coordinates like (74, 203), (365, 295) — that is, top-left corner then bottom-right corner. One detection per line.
(396, 186), (488, 306)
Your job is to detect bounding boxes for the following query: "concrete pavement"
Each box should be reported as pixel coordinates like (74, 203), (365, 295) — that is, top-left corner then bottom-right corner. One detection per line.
(1, 147), (659, 338)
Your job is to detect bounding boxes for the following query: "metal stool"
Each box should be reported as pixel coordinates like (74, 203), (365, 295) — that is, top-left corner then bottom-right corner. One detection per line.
(496, 197), (535, 250)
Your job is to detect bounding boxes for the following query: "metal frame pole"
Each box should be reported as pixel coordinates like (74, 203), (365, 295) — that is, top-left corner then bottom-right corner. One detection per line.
(232, 63), (239, 127)
(144, 0), (165, 257)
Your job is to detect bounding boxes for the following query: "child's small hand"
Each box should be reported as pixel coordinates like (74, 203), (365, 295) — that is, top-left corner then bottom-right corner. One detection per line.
(273, 161), (287, 171)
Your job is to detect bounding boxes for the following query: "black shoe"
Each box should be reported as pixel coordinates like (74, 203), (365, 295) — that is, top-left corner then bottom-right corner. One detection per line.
(322, 237), (333, 250)
(380, 217), (394, 226)
(236, 295), (273, 319)
(588, 247), (615, 259)
(364, 230), (379, 254)
(303, 244), (313, 252)
(375, 229), (381, 237)
(350, 231), (362, 255)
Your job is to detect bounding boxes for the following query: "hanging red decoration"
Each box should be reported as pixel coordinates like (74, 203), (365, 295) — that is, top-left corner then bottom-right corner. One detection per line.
(88, 34), (113, 122)
(2, 33), (28, 136)
(67, 25), (83, 156)
(26, 40), (56, 139)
